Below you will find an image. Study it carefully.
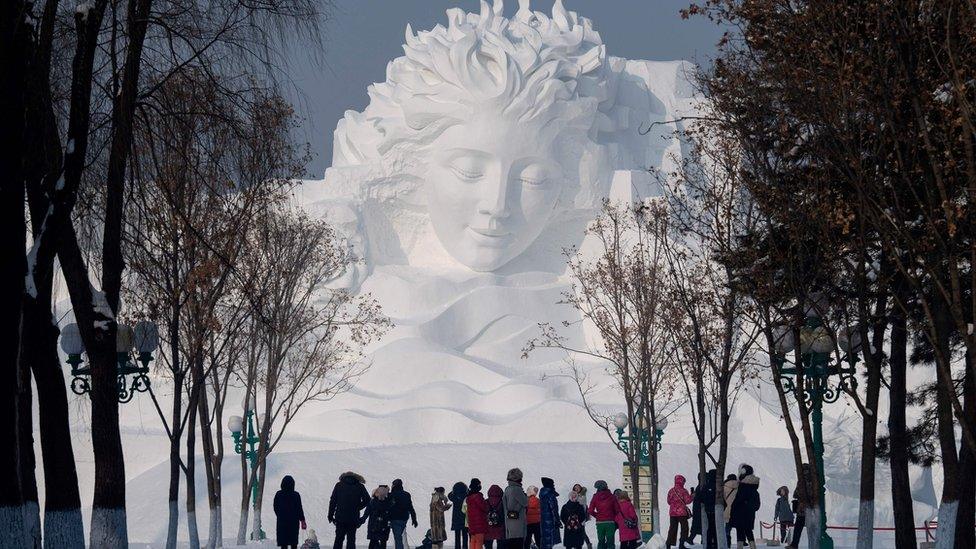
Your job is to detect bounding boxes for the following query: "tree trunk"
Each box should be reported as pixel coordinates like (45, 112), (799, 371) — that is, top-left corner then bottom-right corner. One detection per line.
(934, 307), (959, 549)
(165, 370), (183, 549)
(22, 171), (85, 548)
(186, 367), (201, 549)
(714, 375), (731, 549)
(87, 343), (128, 548)
(955, 351), (976, 549)
(888, 287), (916, 549)
(18, 351), (41, 549)
(855, 358), (882, 548)
(0, 1), (30, 544)
(198, 382), (221, 548)
(253, 450), (268, 541)
(235, 452), (255, 545)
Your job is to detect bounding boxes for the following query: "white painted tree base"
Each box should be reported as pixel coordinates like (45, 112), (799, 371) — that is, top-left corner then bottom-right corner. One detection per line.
(855, 500), (874, 549)
(166, 500), (179, 549)
(934, 500), (957, 549)
(0, 504), (30, 548)
(43, 507), (85, 548)
(90, 507), (127, 548)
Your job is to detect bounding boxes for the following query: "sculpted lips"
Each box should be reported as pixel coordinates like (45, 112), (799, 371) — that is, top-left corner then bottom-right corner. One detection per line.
(466, 226), (512, 247)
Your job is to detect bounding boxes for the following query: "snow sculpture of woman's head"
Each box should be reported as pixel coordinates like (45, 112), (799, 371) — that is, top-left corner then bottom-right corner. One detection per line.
(333, 0), (614, 271)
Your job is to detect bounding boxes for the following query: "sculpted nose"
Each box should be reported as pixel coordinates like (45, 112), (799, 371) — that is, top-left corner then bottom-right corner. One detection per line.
(478, 174), (510, 218)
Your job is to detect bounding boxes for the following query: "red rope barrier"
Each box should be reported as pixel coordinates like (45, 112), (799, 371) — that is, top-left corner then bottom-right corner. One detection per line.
(760, 520), (938, 533)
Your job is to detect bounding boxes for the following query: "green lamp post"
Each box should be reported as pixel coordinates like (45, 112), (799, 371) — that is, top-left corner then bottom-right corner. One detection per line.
(60, 320), (158, 403)
(228, 394), (266, 540)
(614, 400), (667, 541)
(771, 311), (860, 549)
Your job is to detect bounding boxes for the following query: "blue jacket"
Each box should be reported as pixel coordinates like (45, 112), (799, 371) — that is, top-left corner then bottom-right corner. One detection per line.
(539, 486), (562, 549)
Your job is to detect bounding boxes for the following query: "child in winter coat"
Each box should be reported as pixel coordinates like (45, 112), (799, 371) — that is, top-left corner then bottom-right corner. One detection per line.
(301, 529), (321, 549)
(666, 475), (694, 549)
(774, 486), (795, 542)
(614, 491), (641, 549)
(525, 486), (542, 549)
(588, 480), (620, 549)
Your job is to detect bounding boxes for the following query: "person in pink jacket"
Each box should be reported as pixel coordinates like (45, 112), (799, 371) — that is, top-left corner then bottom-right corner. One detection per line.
(614, 491), (640, 549)
(665, 475), (693, 549)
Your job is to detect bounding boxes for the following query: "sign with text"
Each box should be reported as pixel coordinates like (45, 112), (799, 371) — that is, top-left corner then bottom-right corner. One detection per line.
(622, 464), (654, 539)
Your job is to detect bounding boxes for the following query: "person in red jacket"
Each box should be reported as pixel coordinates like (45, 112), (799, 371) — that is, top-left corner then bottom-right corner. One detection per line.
(614, 491), (640, 549)
(485, 485), (506, 549)
(467, 479), (489, 549)
(525, 485), (541, 549)
(587, 480), (620, 549)
(666, 475), (694, 549)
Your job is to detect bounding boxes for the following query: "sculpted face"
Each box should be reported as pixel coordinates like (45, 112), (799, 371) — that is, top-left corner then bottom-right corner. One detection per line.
(426, 113), (567, 271)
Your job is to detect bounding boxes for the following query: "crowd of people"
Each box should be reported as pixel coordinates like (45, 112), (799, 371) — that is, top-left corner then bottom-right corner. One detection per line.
(672, 462), (811, 549)
(271, 463), (812, 549)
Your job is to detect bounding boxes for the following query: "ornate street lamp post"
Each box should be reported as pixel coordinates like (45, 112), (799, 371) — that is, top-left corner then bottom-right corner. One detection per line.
(60, 321), (158, 403)
(228, 394), (266, 540)
(614, 403), (667, 541)
(771, 312), (860, 549)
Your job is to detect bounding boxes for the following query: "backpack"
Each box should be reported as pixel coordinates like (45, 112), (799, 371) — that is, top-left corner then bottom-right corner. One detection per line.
(565, 512), (582, 531)
(487, 501), (502, 527)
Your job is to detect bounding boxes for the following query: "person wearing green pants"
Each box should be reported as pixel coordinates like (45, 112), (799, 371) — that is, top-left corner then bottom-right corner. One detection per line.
(587, 481), (620, 549)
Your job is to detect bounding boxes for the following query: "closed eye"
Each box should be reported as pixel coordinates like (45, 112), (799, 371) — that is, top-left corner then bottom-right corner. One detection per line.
(520, 177), (549, 187)
(450, 166), (484, 180)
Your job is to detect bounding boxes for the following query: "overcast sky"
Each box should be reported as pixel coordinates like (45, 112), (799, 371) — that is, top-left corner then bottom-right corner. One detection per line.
(286, 0), (724, 177)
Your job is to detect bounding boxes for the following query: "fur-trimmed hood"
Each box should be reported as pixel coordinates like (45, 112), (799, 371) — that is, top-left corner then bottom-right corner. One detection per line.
(339, 471), (365, 484)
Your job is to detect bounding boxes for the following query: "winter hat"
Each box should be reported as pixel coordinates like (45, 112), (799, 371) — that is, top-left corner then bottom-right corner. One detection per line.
(594, 480), (609, 491)
(541, 477), (555, 489)
(527, 485), (539, 497)
(507, 468), (524, 483)
(392, 479), (404, 490)
(470, 478), (482, 492)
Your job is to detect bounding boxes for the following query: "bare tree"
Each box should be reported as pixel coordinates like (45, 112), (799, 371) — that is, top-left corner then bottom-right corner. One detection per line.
(233, 206), (390, 544)
(660, 119), (760, 549)
(126, 74), (301, 548)
(525, 200), (679, 536)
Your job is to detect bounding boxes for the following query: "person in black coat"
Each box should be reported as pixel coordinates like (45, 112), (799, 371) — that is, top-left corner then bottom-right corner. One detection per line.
(389, 479), (419, 549)
(449, 481), (469, 549)
(274, 475), (307, 549)
(330, 471), (371, 549)
(364, 485), (395, 549)
(692, 470), (718, 549)
(560, 491), (588, 549)
(729, 464), (761, 548)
